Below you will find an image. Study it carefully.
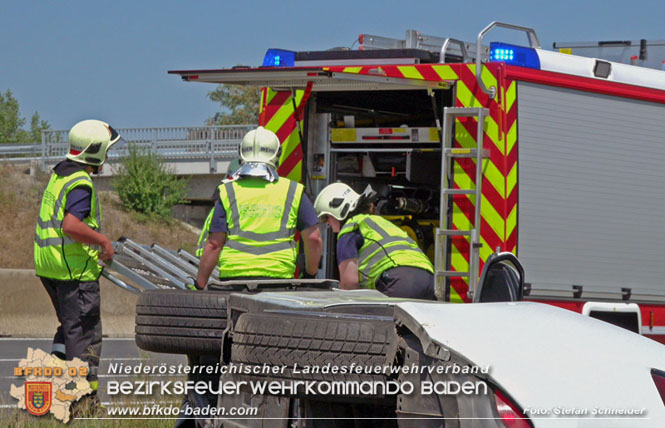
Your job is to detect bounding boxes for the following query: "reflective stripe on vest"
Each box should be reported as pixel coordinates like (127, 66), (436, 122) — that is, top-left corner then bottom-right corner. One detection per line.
(339, 214), (433, 288)
(34, 171), (102, 281)
(196, 209), (215, 258)
(217, 177), (303, 278)
(224, 238), (295, 255)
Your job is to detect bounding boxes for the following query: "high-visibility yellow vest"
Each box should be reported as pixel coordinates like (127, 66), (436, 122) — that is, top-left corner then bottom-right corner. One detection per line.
(338, 214), (433, 288)
(217, 177), (303, 278)
(34, 170), (102, 281)
(196, 178), (233, 258)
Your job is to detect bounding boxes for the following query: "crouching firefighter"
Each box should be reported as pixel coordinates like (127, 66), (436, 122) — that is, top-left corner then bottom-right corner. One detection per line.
(176, 127), (322, 428)
(34, 119), (121, 399)
(315, 182), (435, 300)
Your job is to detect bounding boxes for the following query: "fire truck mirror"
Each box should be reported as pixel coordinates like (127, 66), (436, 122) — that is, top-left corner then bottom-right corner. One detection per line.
(474, 252), (525, 303)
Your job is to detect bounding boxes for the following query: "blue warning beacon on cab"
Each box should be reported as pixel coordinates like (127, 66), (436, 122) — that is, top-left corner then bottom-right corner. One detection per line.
(489, 42), (541, 69)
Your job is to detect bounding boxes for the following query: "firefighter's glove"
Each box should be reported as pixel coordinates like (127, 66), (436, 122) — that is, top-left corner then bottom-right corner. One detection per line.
(186, 279), (204, 291)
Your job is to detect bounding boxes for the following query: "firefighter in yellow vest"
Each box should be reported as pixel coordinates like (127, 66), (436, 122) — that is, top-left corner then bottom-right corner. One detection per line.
(194, 127), (322, 288)
(314, 182), (435, 300)
(34, 119), (120, 393)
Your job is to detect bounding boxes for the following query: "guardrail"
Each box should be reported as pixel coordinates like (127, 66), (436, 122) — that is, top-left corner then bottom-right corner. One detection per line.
(41, 125), (255, 172)
(0, 142), (42, 161)
(1, 125), (256, 173)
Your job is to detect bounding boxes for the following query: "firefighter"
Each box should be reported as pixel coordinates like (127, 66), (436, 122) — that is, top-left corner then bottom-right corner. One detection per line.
(314, 182), (435, 300)
(195, 125), (322, 284)
(179, 127), (322, 428)
(34, 119), (120, 396)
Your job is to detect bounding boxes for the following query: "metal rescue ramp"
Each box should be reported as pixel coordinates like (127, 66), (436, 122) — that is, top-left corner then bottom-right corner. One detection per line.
(101, 238), (336, 294)
(100, 238), (214, 293)
(434, 107), (490, 301)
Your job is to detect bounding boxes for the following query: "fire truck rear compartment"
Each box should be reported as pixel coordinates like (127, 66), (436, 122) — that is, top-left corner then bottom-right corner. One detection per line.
(306, 88), (453, 274)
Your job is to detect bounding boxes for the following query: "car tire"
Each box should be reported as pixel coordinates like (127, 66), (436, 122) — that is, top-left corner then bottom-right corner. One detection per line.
(135, 289), (229, 355)
(230, 311), (397, 384)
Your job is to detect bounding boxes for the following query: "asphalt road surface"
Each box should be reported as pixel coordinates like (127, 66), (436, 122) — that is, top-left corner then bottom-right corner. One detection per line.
(0, 337), (187, 408)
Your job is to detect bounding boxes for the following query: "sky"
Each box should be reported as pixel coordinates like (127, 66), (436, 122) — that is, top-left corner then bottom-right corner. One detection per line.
(1, 0), (664, 133)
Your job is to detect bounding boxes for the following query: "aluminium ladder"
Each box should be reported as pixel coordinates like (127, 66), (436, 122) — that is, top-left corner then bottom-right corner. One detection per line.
(434, 107), (489, 301)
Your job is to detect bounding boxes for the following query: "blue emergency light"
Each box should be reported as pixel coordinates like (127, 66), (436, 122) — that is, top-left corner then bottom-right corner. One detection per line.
(489, 42), (541, 69)
(262, 49), (295, 67)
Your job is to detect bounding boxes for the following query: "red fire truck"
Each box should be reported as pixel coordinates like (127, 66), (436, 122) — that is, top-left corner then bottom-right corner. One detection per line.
(170, 22), (665, 344)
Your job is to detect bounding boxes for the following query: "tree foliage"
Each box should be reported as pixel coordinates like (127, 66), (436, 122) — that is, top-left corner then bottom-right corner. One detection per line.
(112, 145), (189, 220)
(29, 112), (51, 143)
(0, 90), (50, 143)
(206, 84), (260, 125)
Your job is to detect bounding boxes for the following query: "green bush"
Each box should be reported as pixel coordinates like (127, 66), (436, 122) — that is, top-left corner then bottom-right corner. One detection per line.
(112, 145), (189, 219)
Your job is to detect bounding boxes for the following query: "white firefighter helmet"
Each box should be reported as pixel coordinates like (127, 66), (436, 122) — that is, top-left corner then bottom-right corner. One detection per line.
(66, 119), (121, 166)
(239, 126), (282, 167)
(314, 182), (362, 221)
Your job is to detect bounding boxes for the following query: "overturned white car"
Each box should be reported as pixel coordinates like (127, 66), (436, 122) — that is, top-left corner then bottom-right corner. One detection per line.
(110, 245), (665, 428)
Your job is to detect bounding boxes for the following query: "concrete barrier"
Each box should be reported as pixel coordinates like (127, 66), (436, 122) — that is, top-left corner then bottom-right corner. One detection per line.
(0, 269), (137, 338)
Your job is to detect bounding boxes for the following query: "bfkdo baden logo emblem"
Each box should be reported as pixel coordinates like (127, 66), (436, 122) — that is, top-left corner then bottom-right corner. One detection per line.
(11, 348), (92, 422)
(25, 382), (52, 416)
